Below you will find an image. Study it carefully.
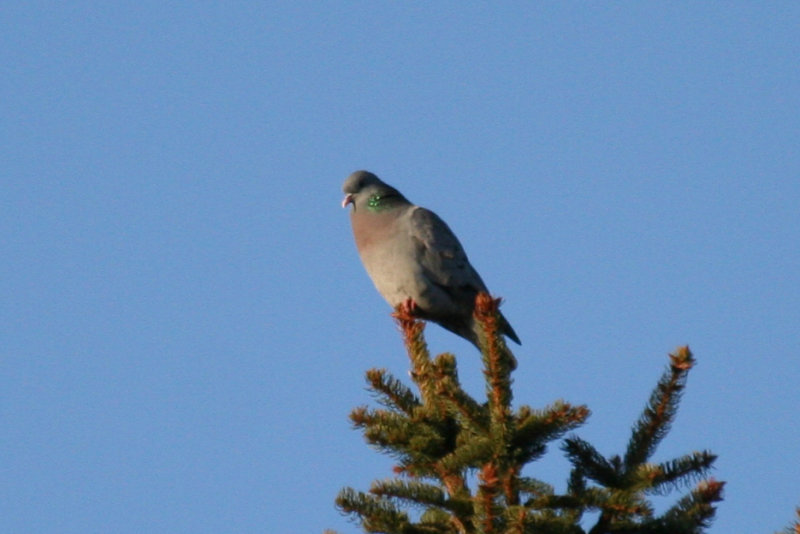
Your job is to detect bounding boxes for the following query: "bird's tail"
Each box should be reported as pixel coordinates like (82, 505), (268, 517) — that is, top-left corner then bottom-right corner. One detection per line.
(499, 312), (521, 345)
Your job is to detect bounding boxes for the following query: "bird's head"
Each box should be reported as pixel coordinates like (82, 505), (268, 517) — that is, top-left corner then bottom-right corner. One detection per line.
(341, 170), (405, 212)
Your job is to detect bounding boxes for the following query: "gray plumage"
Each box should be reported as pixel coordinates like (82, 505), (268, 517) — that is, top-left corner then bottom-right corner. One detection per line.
(342, 170), (520, 348)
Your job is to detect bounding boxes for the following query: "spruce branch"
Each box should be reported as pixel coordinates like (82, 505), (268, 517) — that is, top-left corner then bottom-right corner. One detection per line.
(335, 488), (412, 533)
(371, 479), (447, 509)
(563, 437), (620, 488)
(438, 436), (493, 473)
(474, 293), (520, 511)
(556, 348), (721, 534)
(426, 352), (490, 437)
(474, 293), (516, 419)
(518, 476), (556, 501)
(350, 406), (457, 473)
(367, 368), (421, 415)
(476, 463), (501, 533)
(514, 402), (590, 464)
(507, 509), (586, 534)
(393, 301), (440, 409)
(651, 478), (725, 533)
(437, 384), (489, 437)
(778, 507), (800, 534)
(645, 450), (717, 494)
(624, 346), (695, 469)
(350, 406), (418, 451)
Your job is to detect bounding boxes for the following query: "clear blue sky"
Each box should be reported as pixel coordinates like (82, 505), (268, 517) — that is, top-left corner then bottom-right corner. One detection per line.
(2, 3), (799, 533)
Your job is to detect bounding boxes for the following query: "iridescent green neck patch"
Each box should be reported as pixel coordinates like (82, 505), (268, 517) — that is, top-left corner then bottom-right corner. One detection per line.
(367, 194), (390, 212)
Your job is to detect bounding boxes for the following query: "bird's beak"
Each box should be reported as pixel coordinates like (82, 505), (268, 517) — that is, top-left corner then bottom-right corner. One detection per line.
(342, 193), (354, 209)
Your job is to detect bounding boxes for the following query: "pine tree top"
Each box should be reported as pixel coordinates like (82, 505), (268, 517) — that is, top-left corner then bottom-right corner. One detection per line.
(335, 294), (724, 534)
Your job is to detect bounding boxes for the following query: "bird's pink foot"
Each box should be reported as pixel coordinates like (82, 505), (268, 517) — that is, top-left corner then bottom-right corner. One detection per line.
(392, 297), (418, 321)
(400, 297), (417, 316)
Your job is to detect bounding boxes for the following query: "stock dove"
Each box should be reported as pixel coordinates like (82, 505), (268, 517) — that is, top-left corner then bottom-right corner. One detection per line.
(342, 170), (520, 348)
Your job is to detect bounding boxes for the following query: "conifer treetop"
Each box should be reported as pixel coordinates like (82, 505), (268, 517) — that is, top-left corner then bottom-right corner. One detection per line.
(335, 293), (723, 534)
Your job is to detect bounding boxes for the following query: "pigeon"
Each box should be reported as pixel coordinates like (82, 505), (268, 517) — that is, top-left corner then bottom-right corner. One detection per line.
(341, 170), (520, 348)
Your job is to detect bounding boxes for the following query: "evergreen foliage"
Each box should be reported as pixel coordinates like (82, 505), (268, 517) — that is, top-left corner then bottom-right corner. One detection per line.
(777, 508), (800, 534)
(335, 294), (723, 533)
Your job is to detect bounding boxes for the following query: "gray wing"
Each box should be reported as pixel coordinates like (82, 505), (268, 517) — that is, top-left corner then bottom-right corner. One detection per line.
(408, 207), (488, 294)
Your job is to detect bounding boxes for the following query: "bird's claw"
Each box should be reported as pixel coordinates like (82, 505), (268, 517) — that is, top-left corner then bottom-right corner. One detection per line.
(400, 297), (417, 315)
(392, 297), (418, 320)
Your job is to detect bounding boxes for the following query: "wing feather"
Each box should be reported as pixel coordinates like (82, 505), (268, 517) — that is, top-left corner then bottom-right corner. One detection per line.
(408, 207), (487, 293)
